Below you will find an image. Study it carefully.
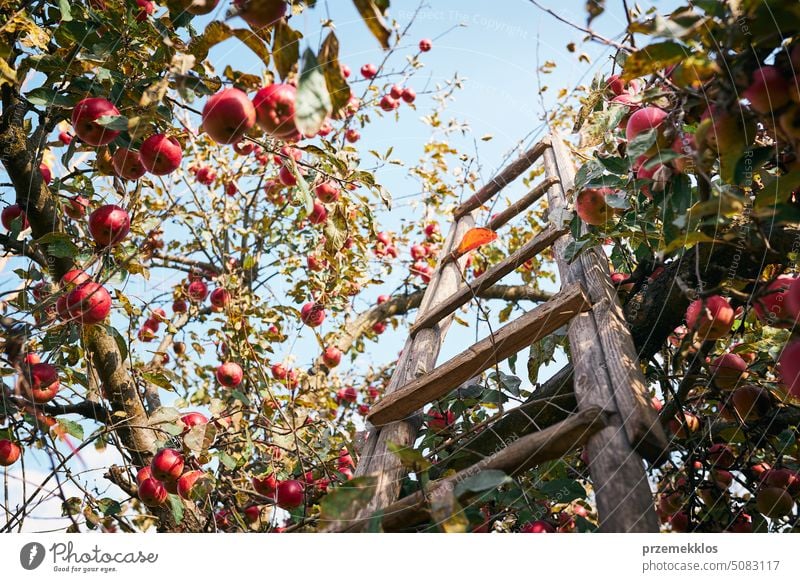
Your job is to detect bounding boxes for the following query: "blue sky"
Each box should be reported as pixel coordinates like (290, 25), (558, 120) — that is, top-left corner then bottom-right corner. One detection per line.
(1, 0), (683, 530)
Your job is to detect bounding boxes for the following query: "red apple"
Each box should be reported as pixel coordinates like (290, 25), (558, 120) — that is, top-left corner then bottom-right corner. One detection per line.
(278, 164), (298, 186)
(779, 339), (800, 398)
(25, 362), (59, 403)
(39, 163), (52, 184)
(344, 129), (360, 143)
(575, 187), (616, 226)
(314, 181), (340, 203)
(253, 473), (277, 497)
(253, 83), (298, 139)
(308, 200), (327, 225)
(1, 204), (28, 231)
(0, 439), (21, 466)
(187, 279), (209, 302)
(427, 409), (455, 432)
(401, 87), (416, 104)
(202, 88), (256, 145)
(418, 39), (432, 52)
(138, 478), (168, 507)
(372, 321), (387, 334)
(233, 0), (286, 29)
(336, 386), (358, 404)
(71, 97), (121, 146)
(177, 470), (206, 500)
(195, 166), (216, 186)
(112, 147), (146, 180)
(88, 204), (130, 247)
(424, 222), (440, 239)
(58, 131), (72, 145)
(743, 66), (790, 114)
(709, 353), (747, 389)
(172, 299), (188, 313)
(209, 287), (231, 309)
(216, 362), (244, 387)
(341, 64), (351, 78)
(377, 294), (389, 305)
(181, 412), (208, 428)
(322, 346), (342, 368)
(360, 63), (377, 79)
(136, 466), (154, 486)
(707, 443), (735, 469)
(66, 282), (112, 325)
(753, 276), (795, 328)
(625, 106), (667, 142)
(271, 363), (288, 380)
(151, 448), (184, 482)
(140, 134), (182, 175)
(380, 94), (398, 112)
(520, 520), (555, 533)
(756, 486), (794, 518)
(685, 295), (734, 339)
(60, 268), (90, 289)
(730, 384), (772, 422)
(300, 302), (325, 327)
(275, 479), (304, 509)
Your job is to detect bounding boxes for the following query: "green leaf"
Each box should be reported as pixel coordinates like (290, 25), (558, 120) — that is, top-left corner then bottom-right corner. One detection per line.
(105, 325), (128, 362)
(58, 0), (72, 21)
(97, 498), (121, 516)
(573, 159), (605, 191)
(188, 21), (271, 69)
(626, 128), (657, 160)
(352, 0), (392, 50)
(527, 334), (558, 383)
(167, 494), (184, 524)
(57, 418), (84, 441)
(26, 87), (75, 107)
(36, 232), (79, 258)
(622, 41), (689, 80)
(597, 155), (629, 175)
(319, 476), (377, 521)
(453, 470), (511, 498)
(95, 114), (129, 131)
(319, 31), (351, 111)
(537, 478), (586, 502)
(387, 441), (431, 471)
(272, 20), (302, 80)
(295, 48), (332, 137)
(141, 371), (174, 392)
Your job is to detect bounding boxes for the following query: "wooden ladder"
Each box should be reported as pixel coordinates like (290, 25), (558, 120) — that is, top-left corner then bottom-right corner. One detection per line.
(345, 132), (668, 533)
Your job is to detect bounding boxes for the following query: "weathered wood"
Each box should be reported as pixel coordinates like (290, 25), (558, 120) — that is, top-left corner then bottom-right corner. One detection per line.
(484, 176), (560, 232)
(543, 134), (659, 533)
(409, 224), (567, 335)
(548, 134), (668, 462)
(368, 283), (591, 426)
(337, 405), (608, 532)
(453, 140), (550, 218)
(352, 213), (476, 516)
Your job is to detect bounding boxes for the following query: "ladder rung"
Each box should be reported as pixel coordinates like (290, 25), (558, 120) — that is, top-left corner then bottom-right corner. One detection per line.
(335, 405), (607, 532)
(367, 283), (592, 427)
(453, 140), (550, 219)
(485, 176), (560, 232)
(410, 224), (567, 335)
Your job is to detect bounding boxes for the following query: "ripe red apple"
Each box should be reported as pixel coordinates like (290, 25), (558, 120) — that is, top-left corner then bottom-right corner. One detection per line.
(753, 276), (795, 328)
(253, 473), (277, 497)
(322, 346), (342, 368)
(670, 134), (696, 174)
(209, 287), (231, 309)
(401, 87), (416, 104)
(24, 362), (59, 403)
(1, 204), (28, 230)
(216, 362), (244, 387)
(709, 353), (747, 389)
(418, 39), (432, 52)
(743, 65), (790, 114)
(763, 468), (800, 495)
(195, 166), (217, 186)
(685, 295), (734, 339)
(112, 147), (146, 180)
(424, 222), (440, 239)
(668, 410), (700, 438)
(136, 466), (154, 486)
(138, 478), (168, 507)
(172, 299), (188, 313)
(151, 448), (184, 482)
(39, 163), (52, 184)
(202, 88), (256, 145)
(360, 63), (377, 79)
(605, 74), (626, 95)
(668, 511), (689, 532)
(173, 341), (186, 356)
(58, 131), (72, 145)
(253, 83), (298, 139)
(707, 443), (735, 469)
(300, 302), (325, 327)
(60, 269), (90, 289)
(314, 181), (340, 203)
(372, 321), (387, 334)
(187, 279), (208, 302)
(376, 294), (390, 305)
(174, 0), (220, 14)
(625, 106), (667, 142)
(336, 386), (358, 404)
(177, 470), (206, 500)
(271, 363), (288, 380)
(730, 385), (771, 422)
(180, 412), (208, 429)
(275, 479), (304, 509)
(64, 195), (89, 220)
(575, 187), (616, 226)
(308, 200), (328, 225)
(344, 129), (360, 143)
(380, 94), (398, 112)
(71, 97), (121, 146)
(779, 339), (800, 398)
(756, 486), (794, 518)
(66, 282), (112, 325)
(427, 409), (455, 432)
(140, 134), (182, 175)
(341, 64), (351, 77)
(520, 520), (555, 533)
(233, 0), (286, 29)
(0, 439), (21, 466)
(88, 204), (130, 247)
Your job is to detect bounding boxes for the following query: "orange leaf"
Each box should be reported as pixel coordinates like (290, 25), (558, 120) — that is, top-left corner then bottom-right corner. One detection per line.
(456, 228), (497, 255)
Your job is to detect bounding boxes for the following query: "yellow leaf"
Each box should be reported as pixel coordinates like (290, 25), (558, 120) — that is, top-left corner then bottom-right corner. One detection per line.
(456, 227), (498, 255)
